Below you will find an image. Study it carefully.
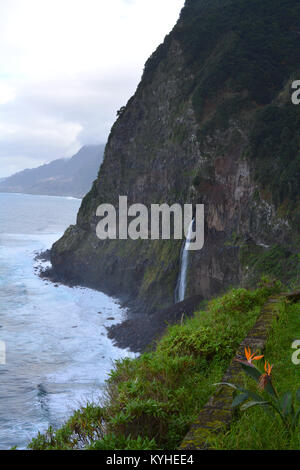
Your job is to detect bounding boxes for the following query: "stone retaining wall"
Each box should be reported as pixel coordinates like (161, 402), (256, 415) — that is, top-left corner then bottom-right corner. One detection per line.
(180, 294), (286, 450)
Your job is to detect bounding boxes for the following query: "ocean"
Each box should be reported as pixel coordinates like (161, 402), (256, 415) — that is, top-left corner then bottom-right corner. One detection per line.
(0, 193), (134, 449)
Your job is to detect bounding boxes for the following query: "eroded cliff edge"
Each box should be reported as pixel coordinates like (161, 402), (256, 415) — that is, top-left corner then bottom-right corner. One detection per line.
(51, 0), (300, 313)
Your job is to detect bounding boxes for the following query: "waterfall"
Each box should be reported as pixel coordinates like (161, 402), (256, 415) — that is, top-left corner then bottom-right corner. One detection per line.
(175, 219), (194, 303)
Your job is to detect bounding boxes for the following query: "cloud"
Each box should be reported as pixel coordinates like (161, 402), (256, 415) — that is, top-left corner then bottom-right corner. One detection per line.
(0, 83), (16, 105)
(0, 0), (185, 177)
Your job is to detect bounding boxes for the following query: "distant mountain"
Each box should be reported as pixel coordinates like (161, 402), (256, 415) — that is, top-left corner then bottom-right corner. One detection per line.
(0, 145), (105, 198)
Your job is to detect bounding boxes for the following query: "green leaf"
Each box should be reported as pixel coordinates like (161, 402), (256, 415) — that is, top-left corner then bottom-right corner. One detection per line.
(296, 387), (300, 403)
(213, 382), (237, 390)
(264, 381), (278, 400)
(241, 363), (261, 382)
(292, 407), (300, 429)
(241, 400), (270, 411)
(241, 363), (277, 399)
(245, 390), (267, 403)
(231, 393), (250, 408)
(279, 392), (293, 417)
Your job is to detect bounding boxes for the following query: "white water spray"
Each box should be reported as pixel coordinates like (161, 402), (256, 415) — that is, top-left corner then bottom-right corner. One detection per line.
(175, 219), (194, 303)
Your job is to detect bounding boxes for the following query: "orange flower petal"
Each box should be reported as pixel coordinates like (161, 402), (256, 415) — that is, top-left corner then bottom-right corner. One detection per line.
(253, 355), (264, 361)
(263, 361), (273, 376)
(245, 347), (251, 361)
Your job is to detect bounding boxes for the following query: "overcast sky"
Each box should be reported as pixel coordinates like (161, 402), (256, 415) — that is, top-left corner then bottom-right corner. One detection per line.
(0, 0), (185, 177)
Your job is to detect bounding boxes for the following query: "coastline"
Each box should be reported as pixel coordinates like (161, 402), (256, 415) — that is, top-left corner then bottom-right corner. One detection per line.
(0, 189), (83, 197)
(107, 295), (204, 353)
(0, 191), (83, 201)
(37, 248), (203, 353)
(0, 192), (136, 449)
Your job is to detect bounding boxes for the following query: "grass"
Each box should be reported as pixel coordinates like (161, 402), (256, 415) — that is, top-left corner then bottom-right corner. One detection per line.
(28, 282), (279, 450)
(240, 243), (300, 287)
(210, 300), (300, 449)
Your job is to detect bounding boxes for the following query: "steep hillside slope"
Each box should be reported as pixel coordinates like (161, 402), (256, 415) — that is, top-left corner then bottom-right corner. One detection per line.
(51, 0), (300, 312)
(0, 145), (104, 198)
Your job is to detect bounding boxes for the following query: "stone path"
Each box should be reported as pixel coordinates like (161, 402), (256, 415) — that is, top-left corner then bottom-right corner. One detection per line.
(180, 293), (287, 450)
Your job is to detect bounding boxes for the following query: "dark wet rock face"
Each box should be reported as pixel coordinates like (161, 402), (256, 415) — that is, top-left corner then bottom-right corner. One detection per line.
(51, 0), (300, 314)
(34, 250), (51, 263)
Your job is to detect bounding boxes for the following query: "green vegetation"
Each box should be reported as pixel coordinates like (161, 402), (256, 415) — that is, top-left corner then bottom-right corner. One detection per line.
(176, 0), (300, 110)
(79, 179), (98, 213)
(139, 239), (182, 302)
(143, 34), (172, 84)
(211, 300), (300, 450)
(197, 95), (251, 140)
(240, 244), (300, 287)
(249, 104), (300, 223)
(143, 0), (300, 125)
(28, 284), (279, 450)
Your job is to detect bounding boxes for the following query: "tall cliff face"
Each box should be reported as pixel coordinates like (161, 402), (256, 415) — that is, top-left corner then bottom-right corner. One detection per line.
(51, 0), (300, 312)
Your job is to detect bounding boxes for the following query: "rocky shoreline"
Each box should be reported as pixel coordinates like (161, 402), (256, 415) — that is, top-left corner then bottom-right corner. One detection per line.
(107, 294), (204, 353)
(36, 249), (203, 353)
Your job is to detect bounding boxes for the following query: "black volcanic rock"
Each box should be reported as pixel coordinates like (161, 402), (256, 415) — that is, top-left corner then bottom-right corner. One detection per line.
(108, 295), (204, 353)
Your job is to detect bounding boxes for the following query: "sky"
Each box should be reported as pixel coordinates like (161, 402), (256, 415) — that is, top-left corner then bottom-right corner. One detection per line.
(0, 0), (185, 177)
